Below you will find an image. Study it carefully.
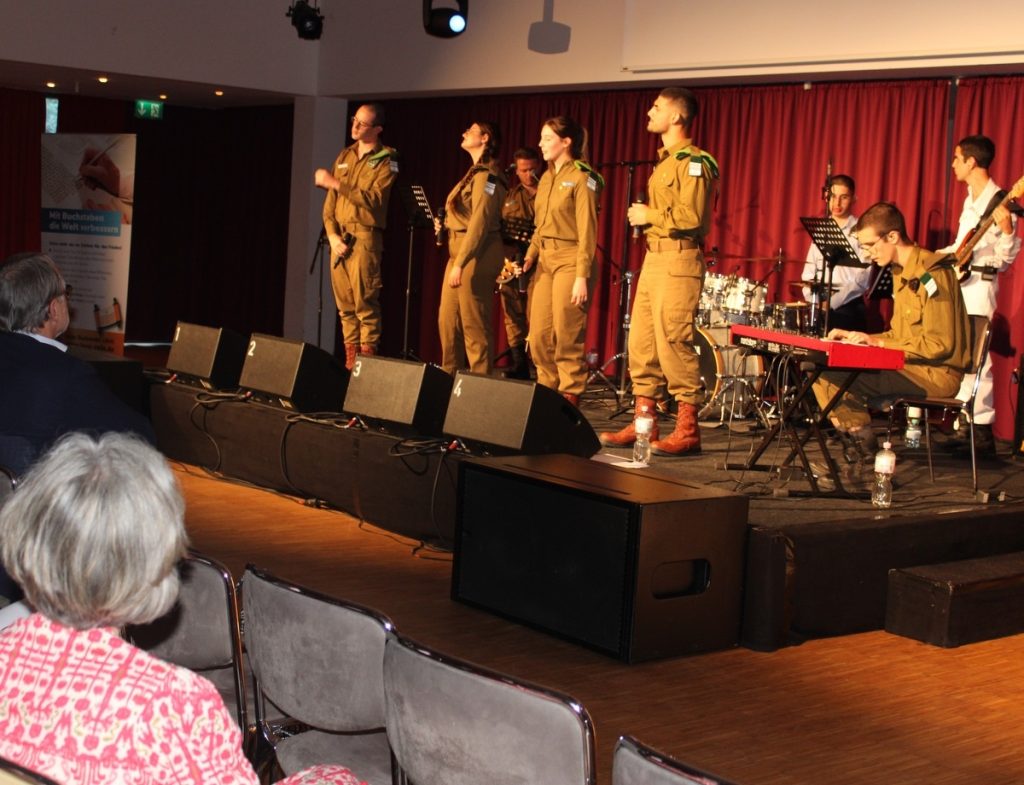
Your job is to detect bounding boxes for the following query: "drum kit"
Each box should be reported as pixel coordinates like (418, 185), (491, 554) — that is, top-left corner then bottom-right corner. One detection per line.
(694, 251), (831, 421)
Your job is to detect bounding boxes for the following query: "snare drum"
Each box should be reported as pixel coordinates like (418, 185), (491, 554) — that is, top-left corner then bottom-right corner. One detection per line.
(721, 277), (767, 325)
(765, 302), (811, 333)
(693, 325), (765, 419)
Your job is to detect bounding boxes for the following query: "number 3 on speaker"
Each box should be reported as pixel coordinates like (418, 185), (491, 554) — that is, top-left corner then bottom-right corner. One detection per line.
(352, 359), (362, 377)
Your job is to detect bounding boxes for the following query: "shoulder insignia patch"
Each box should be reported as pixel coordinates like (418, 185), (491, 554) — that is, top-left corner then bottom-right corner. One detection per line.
(485, 172), (498, 196)
(573, 160), (606, 188)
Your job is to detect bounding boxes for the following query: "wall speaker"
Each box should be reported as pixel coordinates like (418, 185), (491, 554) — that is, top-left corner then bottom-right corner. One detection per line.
(166, 322), (246, 391)
(343, 355), (453, 438)
(239, 333), (347, 413)
(453, 454), (749, 662)
(442, 373), (599, 457)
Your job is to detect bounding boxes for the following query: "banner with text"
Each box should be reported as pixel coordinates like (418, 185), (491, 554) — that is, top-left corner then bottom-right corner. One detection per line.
(40, 133), (136, 355)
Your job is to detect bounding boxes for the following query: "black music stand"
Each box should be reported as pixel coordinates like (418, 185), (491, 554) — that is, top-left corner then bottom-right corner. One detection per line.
(399, 185), (435, 360)
(800, 216), (867, 336)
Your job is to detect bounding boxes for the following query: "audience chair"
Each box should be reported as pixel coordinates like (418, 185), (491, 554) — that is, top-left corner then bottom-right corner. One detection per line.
(0, 465), (15, 508)
(383, 630), (596, 785)
(240, 565), (397, 785)
(882, 314), (992, 493)
(0, 436), (35, 480)
(0, 465), (22, 607)
(0, 758), (61, 785)
(126, 552), (250, 749)
(613, 735), (739, 785)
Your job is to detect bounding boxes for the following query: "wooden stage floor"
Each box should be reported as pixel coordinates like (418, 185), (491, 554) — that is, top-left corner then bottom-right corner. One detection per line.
(178, 421), (1024, 785)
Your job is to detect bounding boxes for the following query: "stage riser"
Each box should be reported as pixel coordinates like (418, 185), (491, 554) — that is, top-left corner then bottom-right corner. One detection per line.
(742, 511), (1024, 651)
(151, 383), (458, 543)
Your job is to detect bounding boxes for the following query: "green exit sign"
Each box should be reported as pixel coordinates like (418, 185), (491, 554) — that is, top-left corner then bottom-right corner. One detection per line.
(134, 100), (164, 120)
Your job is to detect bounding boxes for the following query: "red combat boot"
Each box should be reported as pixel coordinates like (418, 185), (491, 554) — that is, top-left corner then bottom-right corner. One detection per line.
(651, 402), (701, 456)
(599, 396), (659, 447)
(359, 344), (377, 358)
(344, 344), (358, 371)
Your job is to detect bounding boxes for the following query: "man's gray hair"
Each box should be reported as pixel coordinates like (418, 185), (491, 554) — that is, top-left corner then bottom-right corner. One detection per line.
(0, 252), (66, 333)
(0, 433), (188, 629)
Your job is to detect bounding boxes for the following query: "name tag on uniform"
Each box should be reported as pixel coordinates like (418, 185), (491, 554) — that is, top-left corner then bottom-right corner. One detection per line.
(560, 181), (574, 188)
(688, 160), (703, 177)
(338, 163), (349, 170)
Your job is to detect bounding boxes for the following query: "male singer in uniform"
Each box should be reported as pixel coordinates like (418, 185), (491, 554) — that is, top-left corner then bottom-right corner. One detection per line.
(315, 103), (398, 370)
(601, 87), (718, 456)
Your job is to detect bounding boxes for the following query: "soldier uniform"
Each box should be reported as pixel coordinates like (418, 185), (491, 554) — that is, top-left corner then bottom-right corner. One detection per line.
(524, 160), (603, 397)
(499, 182), (536, 352)
(813, 247), (971, 431)
(438, 161), (508, 375)
(631, 142), (718, 408)
(322, 141), (398, 359)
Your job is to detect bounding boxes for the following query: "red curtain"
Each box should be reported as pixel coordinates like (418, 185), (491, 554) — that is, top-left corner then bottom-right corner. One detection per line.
(953, 76), (1024, 440)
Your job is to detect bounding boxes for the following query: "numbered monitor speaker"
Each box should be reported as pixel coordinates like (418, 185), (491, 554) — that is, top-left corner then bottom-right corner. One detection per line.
(166, 322), (246, 391)
(239, 333), (348, 413)
(442, 372), (600, 457)
(343, 355), (453, 437)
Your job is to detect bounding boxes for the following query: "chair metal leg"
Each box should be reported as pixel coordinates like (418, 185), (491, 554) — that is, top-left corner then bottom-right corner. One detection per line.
(968, 418), (978, 494)
(923, 418), (934, 483)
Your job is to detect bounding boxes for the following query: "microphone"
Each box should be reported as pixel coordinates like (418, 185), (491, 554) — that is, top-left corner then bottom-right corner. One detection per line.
(632, 194), (645, 240)
(823, 158), (833, 205)
(435, 209), (447, 247)
(333, 232), (355, 269)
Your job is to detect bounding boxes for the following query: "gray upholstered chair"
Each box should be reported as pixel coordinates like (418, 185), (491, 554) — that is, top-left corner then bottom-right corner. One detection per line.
(240, 565), (396, 785)
(383, 630), (596, 785)
(125, 552), (250, 750)
(613, 735), (739, 785)
(0, 757), (61, 785)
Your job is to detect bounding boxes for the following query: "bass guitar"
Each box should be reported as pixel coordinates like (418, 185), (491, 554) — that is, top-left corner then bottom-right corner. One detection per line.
(951, 174), (1024, 284)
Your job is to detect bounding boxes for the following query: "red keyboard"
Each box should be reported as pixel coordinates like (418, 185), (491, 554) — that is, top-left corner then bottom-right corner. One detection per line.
(730, 324), (905, 370)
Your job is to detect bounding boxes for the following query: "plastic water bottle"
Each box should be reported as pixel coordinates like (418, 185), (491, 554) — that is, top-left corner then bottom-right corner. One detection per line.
(633, 407), (654, 465)
(904, 406), (923, 449)
(872, 441), (896, 508)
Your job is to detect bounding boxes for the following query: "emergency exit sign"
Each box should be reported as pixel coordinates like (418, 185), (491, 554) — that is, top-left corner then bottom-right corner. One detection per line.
(134, 100), (164, 120)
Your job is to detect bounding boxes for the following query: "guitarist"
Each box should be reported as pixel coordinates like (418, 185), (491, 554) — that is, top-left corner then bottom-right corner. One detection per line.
(936, 135), (1021, 454)
(498, 148), (541, 379)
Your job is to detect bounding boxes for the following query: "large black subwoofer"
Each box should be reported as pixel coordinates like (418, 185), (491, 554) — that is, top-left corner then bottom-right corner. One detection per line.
(453, 454), (749, 662)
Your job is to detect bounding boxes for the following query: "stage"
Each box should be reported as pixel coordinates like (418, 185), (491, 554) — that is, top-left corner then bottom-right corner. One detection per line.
(150, 376), (1024, 658)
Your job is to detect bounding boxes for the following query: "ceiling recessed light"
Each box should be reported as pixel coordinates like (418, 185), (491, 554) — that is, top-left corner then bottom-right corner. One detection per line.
(159, 94), (168, 100)
(45, 81), (56, 89)
(214, 90), (224, 97)
(97, 76), (109, 84)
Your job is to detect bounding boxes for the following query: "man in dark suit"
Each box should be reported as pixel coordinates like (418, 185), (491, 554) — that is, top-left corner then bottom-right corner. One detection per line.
(0, 253), (155, 476)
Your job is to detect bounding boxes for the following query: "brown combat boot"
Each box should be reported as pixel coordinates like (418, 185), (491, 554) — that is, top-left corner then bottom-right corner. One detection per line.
(651, 402), (701, 456)
(599, 396), (659, 447)
(562, 392), (580, 407)
(344, 344), (358, 371)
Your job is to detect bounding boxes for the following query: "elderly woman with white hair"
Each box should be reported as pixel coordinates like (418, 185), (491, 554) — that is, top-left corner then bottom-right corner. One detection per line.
(0, 433), (364, 785)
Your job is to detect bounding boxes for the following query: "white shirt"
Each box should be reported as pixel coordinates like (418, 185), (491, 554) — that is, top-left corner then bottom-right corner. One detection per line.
(801, 214), (872, 310)
(18, 330), (68, 352)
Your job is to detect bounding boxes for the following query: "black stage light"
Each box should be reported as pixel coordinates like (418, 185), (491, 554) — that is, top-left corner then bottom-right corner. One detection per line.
(423, 0), (468, 38)
(287, 0), (323, 40)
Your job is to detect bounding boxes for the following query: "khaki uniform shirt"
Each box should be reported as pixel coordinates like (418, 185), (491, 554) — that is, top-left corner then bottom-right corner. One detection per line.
(646, 141), (717, 242)
(322, 142), (398, 238)
(876, 247), (971, 371)
(503, 182), (536, 223)
(444, 160), (507, 269)
(526, 160), (603, 278)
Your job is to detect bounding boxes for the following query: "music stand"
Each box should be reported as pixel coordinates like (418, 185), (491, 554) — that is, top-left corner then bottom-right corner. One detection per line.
(399, 185), (435, 360)
(800, 216), (867, 336)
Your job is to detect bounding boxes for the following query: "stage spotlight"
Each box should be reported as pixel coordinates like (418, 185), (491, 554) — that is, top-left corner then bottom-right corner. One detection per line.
(287, 0), (323, 40)
(423, 0), (467, 38)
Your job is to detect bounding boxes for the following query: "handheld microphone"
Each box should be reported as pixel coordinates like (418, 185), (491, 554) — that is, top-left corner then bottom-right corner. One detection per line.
(333, 232), (355, 269)
(435, 209), (447, 247)
(632, 194), (645, 240)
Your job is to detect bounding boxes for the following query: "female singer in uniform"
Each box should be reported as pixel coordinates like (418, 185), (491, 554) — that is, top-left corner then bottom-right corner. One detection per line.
(522, 116), (604, 406)
(436, 121), (508, 375)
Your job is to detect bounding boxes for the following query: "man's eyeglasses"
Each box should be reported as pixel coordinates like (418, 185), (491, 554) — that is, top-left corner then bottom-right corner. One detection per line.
(351, 117), (376, 130)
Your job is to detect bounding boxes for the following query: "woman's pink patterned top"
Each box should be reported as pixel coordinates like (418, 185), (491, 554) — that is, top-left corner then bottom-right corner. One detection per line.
(0, 614), (365, 785)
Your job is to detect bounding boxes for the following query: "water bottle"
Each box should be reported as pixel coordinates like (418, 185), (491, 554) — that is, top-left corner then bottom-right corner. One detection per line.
(904, 406), (923, 449)
(872, 440), (896, 508)
(633, 407), (654, 465)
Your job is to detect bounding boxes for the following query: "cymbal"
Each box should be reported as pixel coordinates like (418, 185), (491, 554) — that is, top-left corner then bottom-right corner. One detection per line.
(706, 251), (806, 264)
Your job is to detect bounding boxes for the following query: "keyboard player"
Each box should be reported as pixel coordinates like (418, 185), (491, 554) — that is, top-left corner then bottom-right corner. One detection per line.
(812, 202), (971, 460)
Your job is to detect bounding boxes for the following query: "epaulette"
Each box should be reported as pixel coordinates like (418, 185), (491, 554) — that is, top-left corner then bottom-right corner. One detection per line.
(573, 160), (606, 189)
(368, 147), (399, 171)
(675, 146), (720, 178)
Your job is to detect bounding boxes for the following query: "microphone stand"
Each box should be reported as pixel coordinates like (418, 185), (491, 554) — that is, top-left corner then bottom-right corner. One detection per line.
(594, 158), (656, 415)
(398, 185), (436, 360)
(308, 226), (329, 349)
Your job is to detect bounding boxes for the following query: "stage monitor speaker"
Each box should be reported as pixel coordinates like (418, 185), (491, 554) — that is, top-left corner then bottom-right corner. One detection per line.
(453, 454), (749, 662)
(343, 355), (453, 438)
(442, 373), (600, 457)
(166, 322), (246, 391)
(239, 333), (348, 413)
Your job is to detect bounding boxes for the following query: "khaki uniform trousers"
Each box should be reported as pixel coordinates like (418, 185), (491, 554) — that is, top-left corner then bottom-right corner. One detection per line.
(813, 363), (963, 431)
(628, 248), (705, 405)
(528, 244), (591, 395)
(499, 246), (530, 347)
(438, 232), (504, 375)
(330, 229), (383, 347)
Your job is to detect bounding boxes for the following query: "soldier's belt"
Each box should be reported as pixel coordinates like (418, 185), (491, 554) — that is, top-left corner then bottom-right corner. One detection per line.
(647, 237), (700, 252)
